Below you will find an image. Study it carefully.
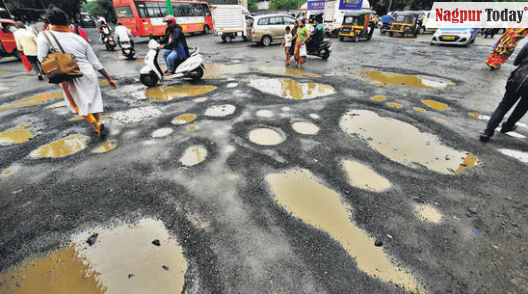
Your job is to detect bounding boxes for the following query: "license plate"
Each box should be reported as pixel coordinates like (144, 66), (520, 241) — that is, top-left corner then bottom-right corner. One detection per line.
(442, 36), (455, 40)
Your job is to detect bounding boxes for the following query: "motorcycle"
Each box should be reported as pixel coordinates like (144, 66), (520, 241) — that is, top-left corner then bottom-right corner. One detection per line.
(140, 40), (205, 87)
(120, 40), (135, 59)
(379, 23), (391, 34)
(305, 39), (332, 60)
(102, 34), (117, 51)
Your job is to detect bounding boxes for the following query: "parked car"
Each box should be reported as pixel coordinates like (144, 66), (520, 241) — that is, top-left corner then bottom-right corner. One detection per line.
(80, 13), (96, 28)
(250, 14), (297, 46)
(431, 28), (480, 47)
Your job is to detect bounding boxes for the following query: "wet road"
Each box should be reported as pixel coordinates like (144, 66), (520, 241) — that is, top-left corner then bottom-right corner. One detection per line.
(1, 28), (528, 294)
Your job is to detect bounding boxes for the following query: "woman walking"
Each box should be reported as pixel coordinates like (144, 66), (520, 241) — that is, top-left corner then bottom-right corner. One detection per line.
(294, 20), (310, 68)
(37, 5), (117, 138)
(486, 28), (528, 70)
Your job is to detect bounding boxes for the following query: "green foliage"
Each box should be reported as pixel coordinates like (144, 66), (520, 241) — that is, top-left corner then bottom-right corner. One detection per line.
(4, 0), (86, 19)
(82, 0), (116, 23)
(269, 0), (306, 11)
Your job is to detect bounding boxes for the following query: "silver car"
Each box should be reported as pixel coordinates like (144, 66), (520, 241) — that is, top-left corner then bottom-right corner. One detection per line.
(250, 14), (297, 46)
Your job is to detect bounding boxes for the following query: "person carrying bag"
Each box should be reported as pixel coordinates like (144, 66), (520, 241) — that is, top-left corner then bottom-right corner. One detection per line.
(41, 31), (83, 84)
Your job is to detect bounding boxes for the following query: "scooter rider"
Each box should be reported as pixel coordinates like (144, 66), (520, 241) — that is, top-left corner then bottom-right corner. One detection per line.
(307, 17), (324, 50)
(98, 20), (111, 43)
(159, 15), (189, 76)
(115, 22), (133, 48)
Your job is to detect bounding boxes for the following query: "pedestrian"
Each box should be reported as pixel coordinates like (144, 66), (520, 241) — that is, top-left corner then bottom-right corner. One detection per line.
(294, 20), (310, 68)
(480, 40), (528, 142)
(13, 21), (44, 80)
(69, 22), (89, 42)
(37, 4), (117, 138)
(289, 21), (299, 61)
(280, 26), (292, 66)
(486, 28), (528, 70)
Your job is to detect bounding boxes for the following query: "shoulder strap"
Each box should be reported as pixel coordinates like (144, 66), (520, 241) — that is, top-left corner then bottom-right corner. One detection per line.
(48, 32), (66, 53)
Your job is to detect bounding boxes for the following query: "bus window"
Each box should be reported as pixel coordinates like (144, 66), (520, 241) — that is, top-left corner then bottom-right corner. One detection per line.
(146, 2), (163, 18)
(172, 3), (184, 17)
(201, 4), (211, 16)
(159, 3), (168, 17)
(135, 2), (148, 18)
(115, 6), (134, 18)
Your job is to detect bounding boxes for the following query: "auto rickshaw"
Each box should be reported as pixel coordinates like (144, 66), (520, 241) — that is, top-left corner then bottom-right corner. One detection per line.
(338, 10), (375, 42)
(0, 18), (20, 60)
(308, 12), (323, 27)
(388, 11), (422, 37)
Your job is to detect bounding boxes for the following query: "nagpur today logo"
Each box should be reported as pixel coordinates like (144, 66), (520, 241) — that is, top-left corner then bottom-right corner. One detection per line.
(427, 2), (528, 28)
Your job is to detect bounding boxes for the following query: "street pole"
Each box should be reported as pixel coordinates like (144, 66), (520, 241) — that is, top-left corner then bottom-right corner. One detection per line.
(1, 0), (12, 18)
(387, 0), (393, 13)
(166, 0), (173, 15)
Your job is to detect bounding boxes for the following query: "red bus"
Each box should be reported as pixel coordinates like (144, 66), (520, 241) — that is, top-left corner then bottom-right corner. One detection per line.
(113, 0), (213, 37)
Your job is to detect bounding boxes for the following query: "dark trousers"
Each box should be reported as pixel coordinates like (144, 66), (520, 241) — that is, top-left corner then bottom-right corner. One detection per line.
(484, 89), (528, 136)
(26, 55), (43, 76)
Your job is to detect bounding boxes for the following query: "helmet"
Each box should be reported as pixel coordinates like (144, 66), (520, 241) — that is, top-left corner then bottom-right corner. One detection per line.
(164, 15), (176, 26)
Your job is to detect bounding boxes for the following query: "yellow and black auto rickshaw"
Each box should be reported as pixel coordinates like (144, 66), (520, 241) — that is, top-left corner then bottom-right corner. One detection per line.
(388, 11), (422, 37)
(338, 10), (375, 42)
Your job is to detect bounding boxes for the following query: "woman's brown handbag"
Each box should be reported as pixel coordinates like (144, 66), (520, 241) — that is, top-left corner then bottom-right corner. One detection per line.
(41, 32), (83, 84)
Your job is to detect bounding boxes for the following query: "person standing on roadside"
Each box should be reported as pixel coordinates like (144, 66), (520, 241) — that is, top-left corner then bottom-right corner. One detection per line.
(37, 5), (117, 138)
(14, 21), (44, 80)
(289, 21), (299, 62)
(280, 26), (292, 66)
(480, 40), (528, 142)
(294, 20), (310, 68)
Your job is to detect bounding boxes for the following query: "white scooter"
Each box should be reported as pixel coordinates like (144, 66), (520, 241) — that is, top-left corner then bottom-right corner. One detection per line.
(140, 40), (205, 87)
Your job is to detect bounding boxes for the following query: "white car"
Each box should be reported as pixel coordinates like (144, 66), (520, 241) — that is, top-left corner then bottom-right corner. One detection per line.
(431, 28), (480, 47)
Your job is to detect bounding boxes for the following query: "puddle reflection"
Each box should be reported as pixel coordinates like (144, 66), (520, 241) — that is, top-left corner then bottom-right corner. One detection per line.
(0, 123), (37, 146)
(356, 71), (455, 89)
(421, 100), (450, 111)
(249, 78), (335, 100)
(30, 135), (90, 158)
(145, 85), (217, 101)
(0, 91), (63, 112)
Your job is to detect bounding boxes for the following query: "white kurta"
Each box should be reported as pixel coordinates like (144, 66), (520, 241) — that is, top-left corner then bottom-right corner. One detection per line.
(37, 31), (104, 116)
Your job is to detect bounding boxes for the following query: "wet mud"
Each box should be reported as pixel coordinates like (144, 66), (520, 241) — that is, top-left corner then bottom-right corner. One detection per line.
(266, 168), (422, 292)
(29, 135), (90, 158)
(92, 140), (118, 154)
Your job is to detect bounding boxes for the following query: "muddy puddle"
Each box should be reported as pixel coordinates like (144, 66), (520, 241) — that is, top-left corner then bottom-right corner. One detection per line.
(342, 160), (391, 192)
(256, 110), (275, 118)
(386, 102), (403, 109)
(248, 128), (285, 146)
(204, 104), (236, 117)
(203, 62), (320, 79)
(291, 121), (319, 135)
(0, 247), (104, 294)
(46, 101), (66, 109)
(0, 123), (37, 146)
(422, 100), (450, 111)
(179, 145), (208, 166)
(172, 113), (197, 125)
(248, 78), (335, 100)
(499, 149), (528, 163)
(145, 85), (217, 101)
(1, 166), (19, 176)
(415, 203), (443, 223)
(194, 97), (208, 103)
(0, 91), (63, 112)
(371, 96), (386, 101)
(152, 128), (174, 138)
(266, 168), (421, 291)
(432, 117), (446, 123)
(29, 135), (90, 158)
(92, 140), (118, 154)
(339, 110), (477, 174)
(413, 107), (427, 113)
(355, 71), (455, 89)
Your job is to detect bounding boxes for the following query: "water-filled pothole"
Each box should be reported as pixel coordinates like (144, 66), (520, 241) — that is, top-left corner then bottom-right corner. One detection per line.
(145, 85), (217, 101)
(356, 71), (455, 89)
(0, 123), (37, 145)
(248, 79), (335, 100)
(29, 135), (90, 158)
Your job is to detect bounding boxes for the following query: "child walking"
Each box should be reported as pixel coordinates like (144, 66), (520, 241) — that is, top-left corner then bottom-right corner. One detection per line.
(281, 26), (292, 66)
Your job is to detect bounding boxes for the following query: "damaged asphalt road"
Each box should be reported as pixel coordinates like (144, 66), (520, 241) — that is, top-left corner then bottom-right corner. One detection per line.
(0, 29), (527, 294)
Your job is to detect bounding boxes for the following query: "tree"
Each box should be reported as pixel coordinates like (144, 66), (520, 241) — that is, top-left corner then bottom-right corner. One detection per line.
(4, 0), (86, 21)
(83, 0), (116, 23)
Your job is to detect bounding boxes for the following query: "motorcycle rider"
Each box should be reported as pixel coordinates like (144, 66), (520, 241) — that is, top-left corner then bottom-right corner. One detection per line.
(159, 15), (189, 76)
(115, 22), (133, 48)
(306, 17), (324, 51)
(98, 20), (112, 44)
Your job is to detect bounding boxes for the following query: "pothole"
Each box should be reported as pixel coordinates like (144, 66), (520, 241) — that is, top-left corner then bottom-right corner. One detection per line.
(145, 85), (217, 101)
(422, 100), (450, 111)
(152, 128), (174, 138)
(0, 123), (37, 145)
(355, 71), (455, 89)
(415, 203), (443, 223)
(172, 114), (197, 125)
(204, 104), (236, 117)
(248, 78), (335, 100)
(92, 140), (118, 154)
(248, 128), (285, 146)
(29, 135), (90, 158)
(339, 110), (478, 174)
(256, 110), (275, 118)
(342, 160), (391, 192)
(0, 91), (63, 112)
(179, 145), (208, 166)
(291, 121), (319, 135)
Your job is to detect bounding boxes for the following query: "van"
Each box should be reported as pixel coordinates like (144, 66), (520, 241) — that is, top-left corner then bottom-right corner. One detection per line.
(212, 5), (252, 42)
(323, 0), (370, 37)
(250, 14), (297, 46)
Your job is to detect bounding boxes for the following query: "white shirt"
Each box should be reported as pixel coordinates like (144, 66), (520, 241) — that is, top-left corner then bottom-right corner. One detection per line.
(115, 25), (131, 42)
(14, 28), (38, 56)
(284, 33), (292, 47)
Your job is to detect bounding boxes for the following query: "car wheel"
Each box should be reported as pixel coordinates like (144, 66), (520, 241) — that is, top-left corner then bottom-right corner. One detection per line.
(225, 34), (233, 43)
(419, 26), (425, 34)
(353, 35), (359, 42)
(262, 35), (272, 46)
